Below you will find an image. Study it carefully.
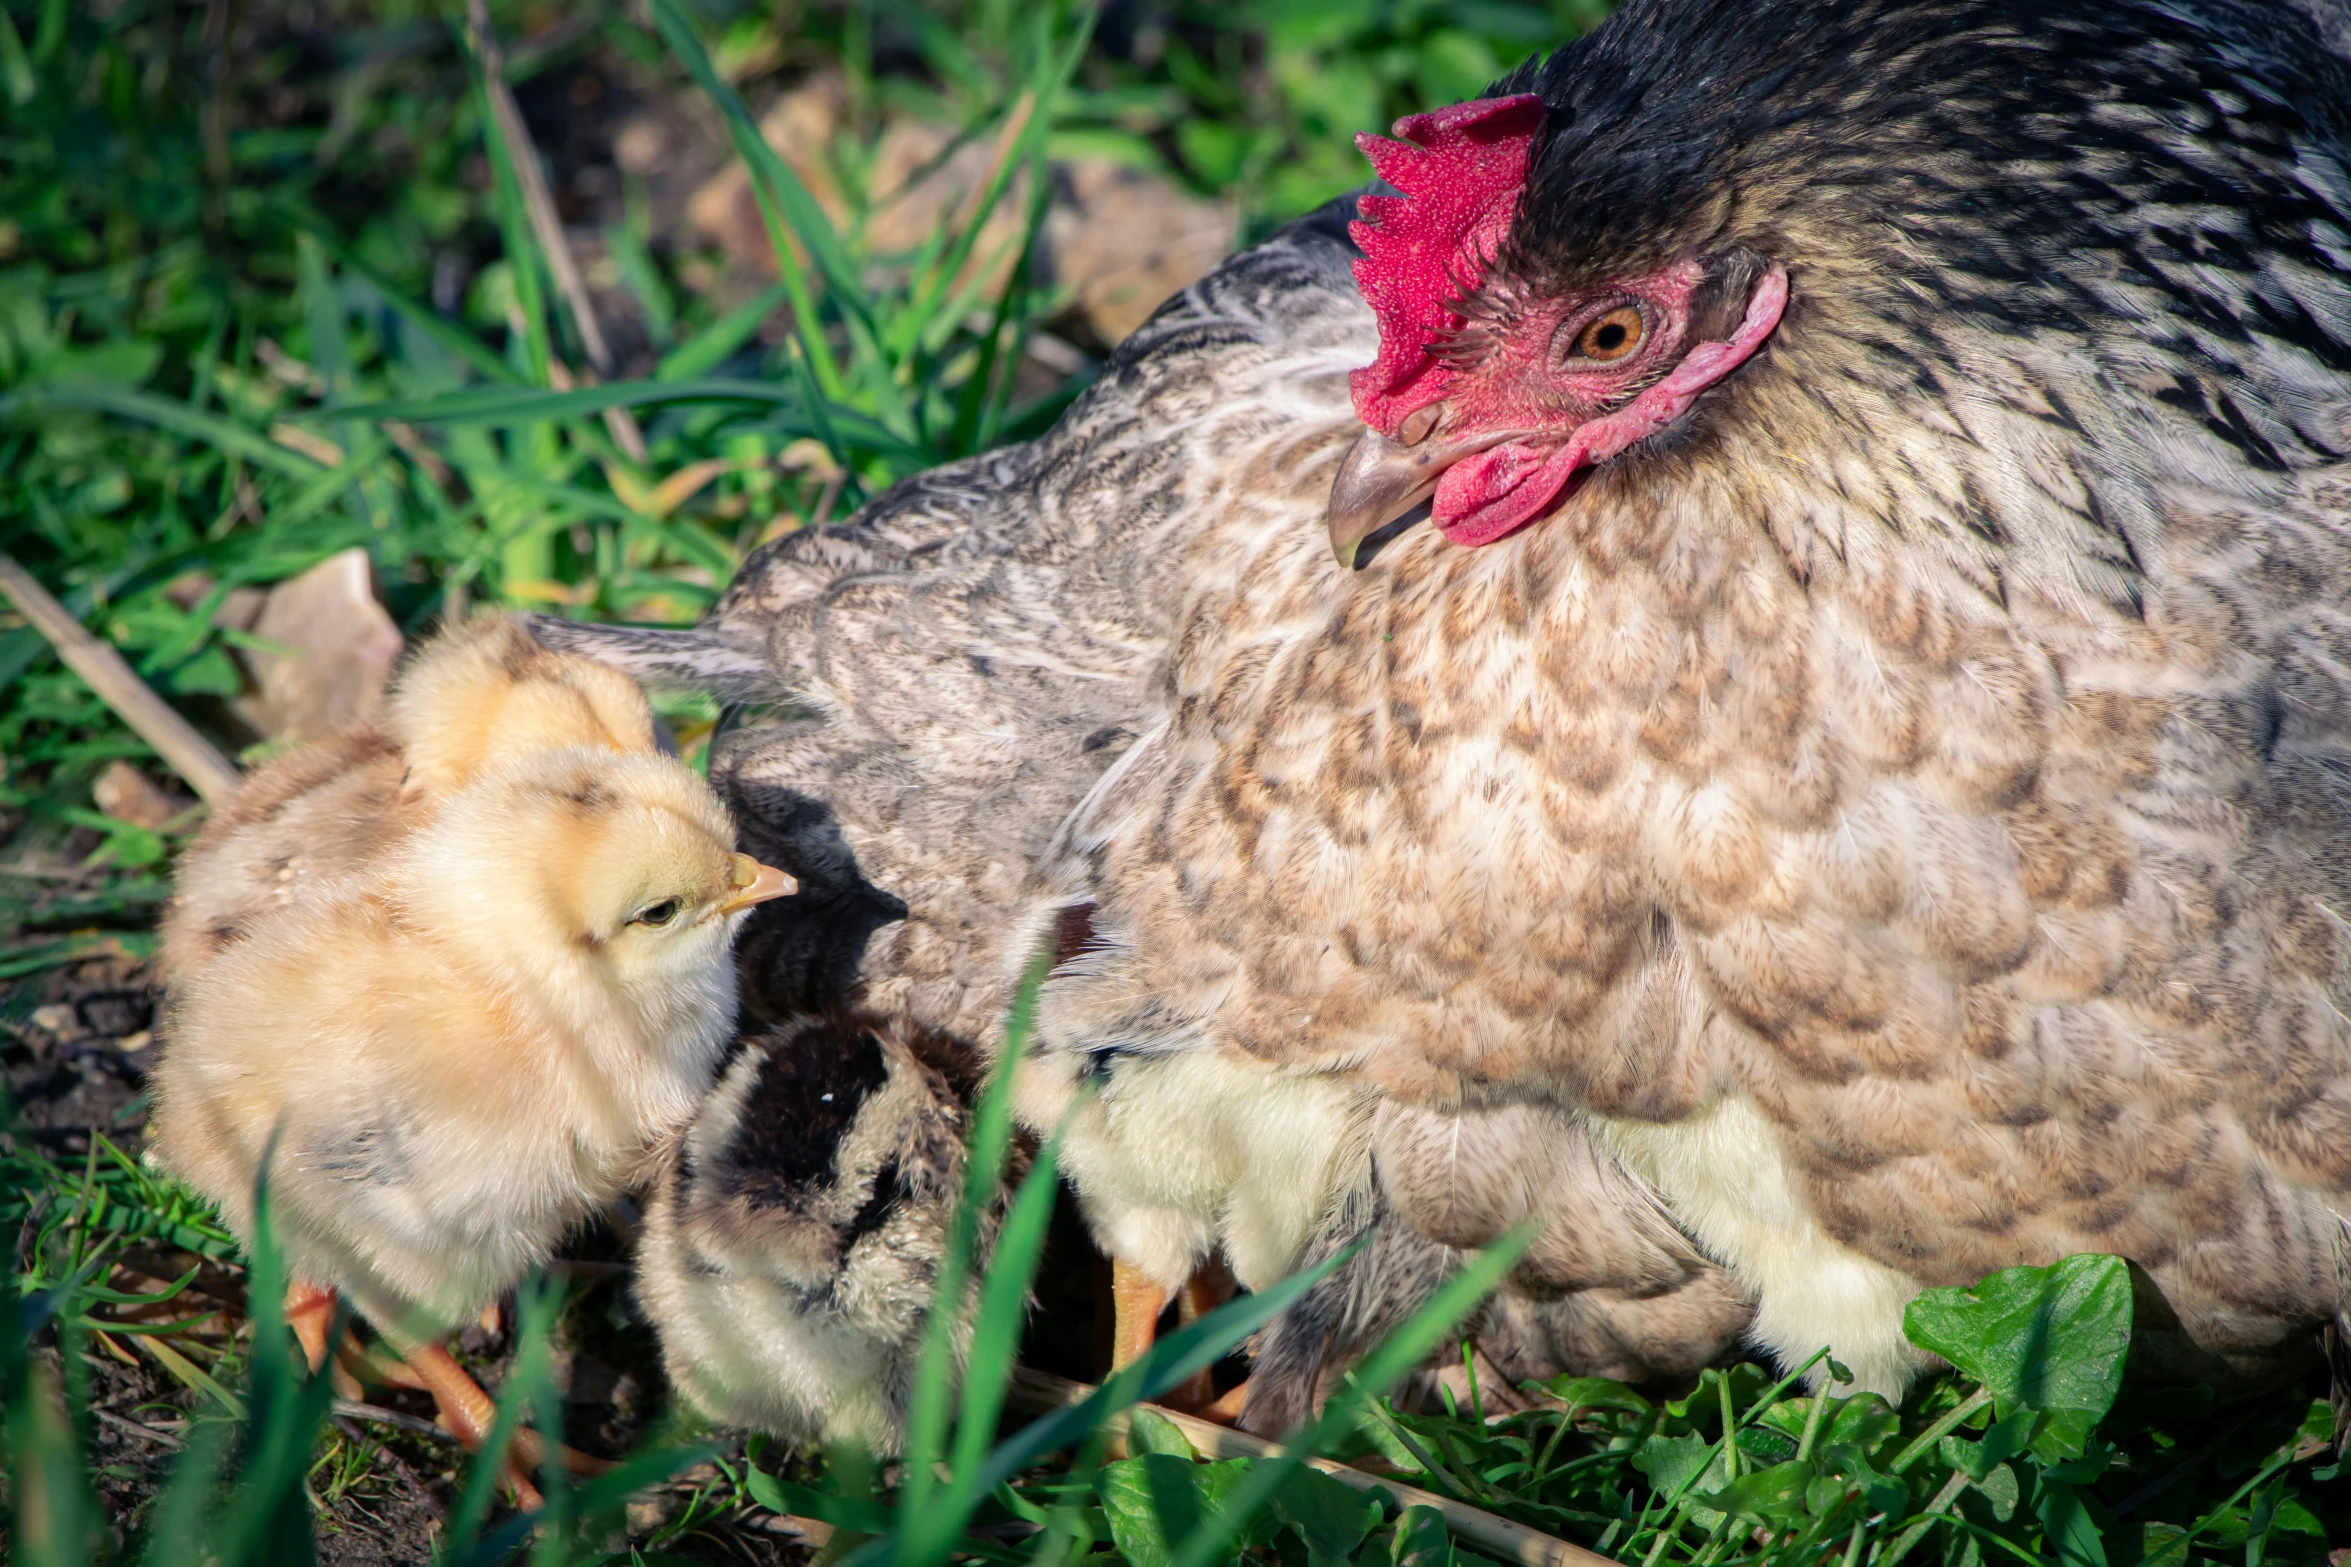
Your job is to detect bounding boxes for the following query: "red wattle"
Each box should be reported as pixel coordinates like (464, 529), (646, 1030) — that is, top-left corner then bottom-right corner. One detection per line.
(1432, 440), (1584, 548)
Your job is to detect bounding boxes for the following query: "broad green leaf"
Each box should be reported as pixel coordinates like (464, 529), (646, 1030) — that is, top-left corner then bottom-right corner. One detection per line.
(1629, 1430), (1728, 1499)
(1734, 1423), (1800, 1464)
(1973, 1460), (2019, 1522)
(1903, 1254), (2131, 1460)
(1696, 1458), (1814, 1528)
(1804, 1472), (1857, 1519)
(1098, 1455), (1274, 1567)
(1269, 1463), (1385, 1566)
(1532, 1375), (1652, 1418)
(2135, 1523), (2190, 1567)
(1128, 1406), (1199, 1460)
(1937, 1409), (2035, 1482)
(1386, 1503), (1453, 1567)
(1815, 1440), (1904, 1518)
(1822, 1391), (1900, 1458)
(2036, 1480), (2109, 1567)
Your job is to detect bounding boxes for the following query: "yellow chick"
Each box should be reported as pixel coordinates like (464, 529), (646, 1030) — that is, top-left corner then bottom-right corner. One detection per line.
(150, 746), (794, 1456)
(158, 615), (657, 985)
(380, 613), (655, 799)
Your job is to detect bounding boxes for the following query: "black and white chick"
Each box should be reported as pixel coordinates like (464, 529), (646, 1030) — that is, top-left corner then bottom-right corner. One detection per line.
(636, 1013), (1010, 1452)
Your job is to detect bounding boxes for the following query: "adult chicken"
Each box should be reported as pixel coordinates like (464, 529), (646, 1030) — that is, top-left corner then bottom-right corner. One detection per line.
(545, 0), (2351, 1425)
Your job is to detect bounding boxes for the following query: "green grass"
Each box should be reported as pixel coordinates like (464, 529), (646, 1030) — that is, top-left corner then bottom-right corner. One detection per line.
(0, 0), (1615, 907)
(4, 1), (2350, 1563)
(8, 987), (2347, 1565)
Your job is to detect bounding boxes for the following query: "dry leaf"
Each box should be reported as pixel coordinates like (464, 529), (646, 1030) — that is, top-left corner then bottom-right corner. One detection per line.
(228, 549), (405, 743)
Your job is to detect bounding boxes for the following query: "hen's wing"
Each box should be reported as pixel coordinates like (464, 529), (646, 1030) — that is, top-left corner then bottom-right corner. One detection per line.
(539, 200), (1373, 1034)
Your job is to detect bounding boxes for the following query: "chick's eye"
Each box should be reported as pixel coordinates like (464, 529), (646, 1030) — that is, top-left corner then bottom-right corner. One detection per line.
(631, 899), (682, 928)
(1571, 305), (1645, 363)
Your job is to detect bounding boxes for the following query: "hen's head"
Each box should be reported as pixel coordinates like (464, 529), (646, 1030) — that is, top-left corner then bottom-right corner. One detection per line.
(1334, 94), (1787, 563)
(1327, 0), (2351, 588)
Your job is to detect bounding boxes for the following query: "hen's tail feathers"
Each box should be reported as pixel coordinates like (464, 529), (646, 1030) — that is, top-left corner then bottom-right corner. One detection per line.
(522, 616), (774, 703)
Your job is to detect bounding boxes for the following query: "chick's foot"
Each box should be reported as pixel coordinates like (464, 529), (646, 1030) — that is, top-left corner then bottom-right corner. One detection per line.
(392, 1339), (613, 1510)
(1109, 1257), (1245, 1420)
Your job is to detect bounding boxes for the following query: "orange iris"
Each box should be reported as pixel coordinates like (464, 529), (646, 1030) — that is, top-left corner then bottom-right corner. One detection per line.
(1575, 306), (1645, 362)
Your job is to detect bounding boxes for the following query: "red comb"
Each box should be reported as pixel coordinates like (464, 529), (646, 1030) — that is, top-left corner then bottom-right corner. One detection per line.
(1349, 94), (1545, 435)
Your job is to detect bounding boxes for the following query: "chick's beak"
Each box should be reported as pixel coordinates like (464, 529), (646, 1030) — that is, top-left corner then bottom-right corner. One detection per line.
(717, 853), (796, 914)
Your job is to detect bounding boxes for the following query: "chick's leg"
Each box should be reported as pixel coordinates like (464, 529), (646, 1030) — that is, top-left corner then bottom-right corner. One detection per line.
(389, 1339), (546, 1510)
(283, 1281), (337, 1372)
(1109, 1259), (1170, 1371)
(1168, 1261), (1236, 1413)
(1110, 1258), (1246, 1420)
(390, 1339), (615, 1486)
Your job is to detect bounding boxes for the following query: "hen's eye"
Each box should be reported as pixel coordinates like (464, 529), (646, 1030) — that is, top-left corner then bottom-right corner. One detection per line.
(1573, 306), (1645, 362)
(631, 899), (682, 928)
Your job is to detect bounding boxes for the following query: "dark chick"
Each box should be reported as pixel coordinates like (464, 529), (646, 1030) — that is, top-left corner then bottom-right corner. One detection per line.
(637, 1014), (1009, 1452)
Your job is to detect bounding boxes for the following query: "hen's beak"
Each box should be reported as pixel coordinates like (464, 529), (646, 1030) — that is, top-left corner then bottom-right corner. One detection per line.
(1327, 424), (1531, 567)
(717, 853), (797, 914)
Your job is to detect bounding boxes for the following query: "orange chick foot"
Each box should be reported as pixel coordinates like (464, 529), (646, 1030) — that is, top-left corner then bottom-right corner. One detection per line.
(394, 1338), (614, 1504)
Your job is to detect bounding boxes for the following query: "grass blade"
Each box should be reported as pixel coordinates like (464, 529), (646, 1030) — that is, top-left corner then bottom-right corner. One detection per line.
(1167, 1223), (1538, 1567)
(657, 281), (791, 381)
(896, 957), (1048, 1540)
(645, 0), (852, 403)
(6, 387), (329, 478)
